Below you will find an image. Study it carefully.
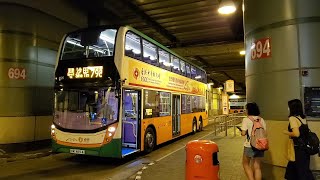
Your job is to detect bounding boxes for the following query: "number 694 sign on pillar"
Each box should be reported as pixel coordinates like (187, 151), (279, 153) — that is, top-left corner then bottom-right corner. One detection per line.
(8, 67), (26, 80)
(251, 37), (271, 60)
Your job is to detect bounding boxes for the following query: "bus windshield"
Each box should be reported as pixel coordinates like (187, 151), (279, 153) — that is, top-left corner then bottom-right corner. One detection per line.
(61, 29), (117, 60)
(54, 87), (119, 130)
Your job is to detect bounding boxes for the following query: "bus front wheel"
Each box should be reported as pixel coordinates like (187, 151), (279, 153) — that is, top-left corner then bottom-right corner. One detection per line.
(144, 127), (156, 153)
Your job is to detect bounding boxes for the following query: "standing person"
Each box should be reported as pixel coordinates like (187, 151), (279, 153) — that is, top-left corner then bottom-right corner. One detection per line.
(283, 99), (314, 180)
(240, 102), (266, 180)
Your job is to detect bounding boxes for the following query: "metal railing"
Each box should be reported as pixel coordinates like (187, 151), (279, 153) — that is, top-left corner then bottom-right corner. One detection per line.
(210, 113), (246, 137)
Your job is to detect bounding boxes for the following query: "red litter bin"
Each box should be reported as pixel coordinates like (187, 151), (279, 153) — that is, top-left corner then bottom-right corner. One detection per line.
(185, 140), (219, 180)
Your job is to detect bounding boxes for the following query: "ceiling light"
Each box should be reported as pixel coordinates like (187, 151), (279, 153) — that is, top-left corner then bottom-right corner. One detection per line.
(240, 50), (245, 55)
(218, 0), (236, 15)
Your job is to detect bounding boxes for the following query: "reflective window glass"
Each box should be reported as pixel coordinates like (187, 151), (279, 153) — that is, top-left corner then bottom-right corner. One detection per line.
(143, 90), (159, 118)
(172, 56), (180, 74)
(160, 92), (171, 116)
(159, 49), (171, 71)
(125, 32), (141, 60)
(195, 68), (202, 81)
(191, 66), (197, 79)
(181, 95), (191, 114)
(61, 29), (117, 60)
(186, 64), (191, 78)
(142, 39), (158, 66)
(180, 60), (186, 76)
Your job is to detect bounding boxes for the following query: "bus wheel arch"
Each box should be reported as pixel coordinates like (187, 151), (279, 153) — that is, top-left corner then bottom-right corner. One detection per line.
(192, 117), (197, 134)
(144, 125), (156, 153)
(198, 116), (203, 132)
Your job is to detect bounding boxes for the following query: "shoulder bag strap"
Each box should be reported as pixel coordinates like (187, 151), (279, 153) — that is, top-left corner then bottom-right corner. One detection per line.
(294, 116), (308, 126)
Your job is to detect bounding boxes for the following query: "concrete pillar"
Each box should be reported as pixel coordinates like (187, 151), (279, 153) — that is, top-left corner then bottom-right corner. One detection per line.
(244, 0), (320, 169)
(0, 3), (76, 144)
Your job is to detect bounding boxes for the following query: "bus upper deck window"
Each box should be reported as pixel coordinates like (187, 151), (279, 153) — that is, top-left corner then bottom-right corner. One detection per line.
(125, 32), (141, 60)
(180, 60), (186, 76)
(158, 49), (171, 71)
(191, 66), (197, 79)
(186, 63), (191, 78)
(142, 39), (158, 66)
(195, 68), (202, 82)
(172, 56), (180, 74)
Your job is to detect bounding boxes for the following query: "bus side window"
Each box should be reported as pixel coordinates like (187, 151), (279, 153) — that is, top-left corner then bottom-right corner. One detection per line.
(159, 92), (171, 116)
(159, 49), (171, 71)
(186, 95), (191, 113)
(142, 39), (158, 66)
(181, 94), (191, 114)
(125, 32), (141, 60)
(143, 90), (160, 118)
(180, 60), (186, 76)
(186, 63), (191, 78)
(171, 56), (180, 74)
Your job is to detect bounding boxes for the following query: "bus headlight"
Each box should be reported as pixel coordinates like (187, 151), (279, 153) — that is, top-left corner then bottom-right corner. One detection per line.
(51, 124), (56, 136)
(104, 123), (118, 144)
(108, 126), (116, 133)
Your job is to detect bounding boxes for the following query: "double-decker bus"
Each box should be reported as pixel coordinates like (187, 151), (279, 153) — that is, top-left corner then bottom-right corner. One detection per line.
(51, 26), (208, 158)
(229, 98), (246, 113)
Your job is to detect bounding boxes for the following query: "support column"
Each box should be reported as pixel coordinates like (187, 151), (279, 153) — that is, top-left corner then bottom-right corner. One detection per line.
(0, 3), (76, 145)
(244, 0), (320, 169)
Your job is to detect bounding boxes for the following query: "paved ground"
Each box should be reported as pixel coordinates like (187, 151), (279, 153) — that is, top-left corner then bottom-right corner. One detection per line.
(138, 129), (287, 180)
(2, 122), (317, 180)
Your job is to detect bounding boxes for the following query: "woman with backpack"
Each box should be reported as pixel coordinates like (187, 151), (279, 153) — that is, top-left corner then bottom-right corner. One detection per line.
(283, 99), (314, 180)
(240, 102), (267, 180)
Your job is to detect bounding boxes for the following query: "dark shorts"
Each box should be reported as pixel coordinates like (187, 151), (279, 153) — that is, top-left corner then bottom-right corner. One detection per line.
(244, 147), (264, 158)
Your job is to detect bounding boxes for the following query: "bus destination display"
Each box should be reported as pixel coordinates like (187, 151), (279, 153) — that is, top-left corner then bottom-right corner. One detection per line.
(67, 66), (103, 79)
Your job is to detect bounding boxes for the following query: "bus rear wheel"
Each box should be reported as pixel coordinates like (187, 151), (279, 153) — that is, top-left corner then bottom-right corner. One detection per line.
(198, 120), (203, 132)
(144, 127), (155, 153)
(192, 121), (197, 134)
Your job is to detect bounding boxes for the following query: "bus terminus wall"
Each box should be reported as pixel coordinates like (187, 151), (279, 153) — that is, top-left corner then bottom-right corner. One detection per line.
(244, 0), (320, 170)
(0, 2), (82, 144)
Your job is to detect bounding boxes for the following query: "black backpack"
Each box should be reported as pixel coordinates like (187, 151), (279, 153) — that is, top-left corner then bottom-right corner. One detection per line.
(294, 117), (320, 156)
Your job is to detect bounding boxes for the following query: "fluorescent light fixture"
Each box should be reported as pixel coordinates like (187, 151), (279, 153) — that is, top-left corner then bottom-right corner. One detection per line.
(67, 40), (83, 47)
(240, 50), (245, 55)
(218, 0), (236, 15)
(163, 62), (173, 67)
(132, 49), (141, 54)
(99, 34), (114, 44)
(195, 75), (202, 79)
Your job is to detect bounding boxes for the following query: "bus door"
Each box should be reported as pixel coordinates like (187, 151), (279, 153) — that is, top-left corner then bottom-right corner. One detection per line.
(172, 94), (181, 136)
(122, 89), (141, 156)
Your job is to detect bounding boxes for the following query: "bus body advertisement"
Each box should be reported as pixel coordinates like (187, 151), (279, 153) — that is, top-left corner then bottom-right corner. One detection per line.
(52, 26), (208, 158)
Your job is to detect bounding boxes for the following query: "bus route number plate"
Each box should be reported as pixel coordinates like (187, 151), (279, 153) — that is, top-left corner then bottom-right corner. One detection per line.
(70, 149), (85, 154)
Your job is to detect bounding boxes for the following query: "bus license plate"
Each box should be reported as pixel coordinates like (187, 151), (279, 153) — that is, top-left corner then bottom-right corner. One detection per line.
(70, 149), (85, 154)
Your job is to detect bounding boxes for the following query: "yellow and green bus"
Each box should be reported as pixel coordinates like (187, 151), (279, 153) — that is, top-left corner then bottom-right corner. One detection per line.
(52, 26), (208, 158)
